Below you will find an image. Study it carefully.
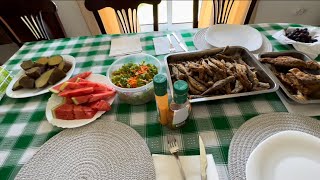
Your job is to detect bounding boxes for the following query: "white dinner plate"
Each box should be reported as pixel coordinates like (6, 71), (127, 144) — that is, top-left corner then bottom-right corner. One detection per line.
(6, 55), (76, 98)
(46, 74), (116, 128)
(246, 130), (320, 180)
(205, 24), (263, 51)
(194, 28), (272, 57)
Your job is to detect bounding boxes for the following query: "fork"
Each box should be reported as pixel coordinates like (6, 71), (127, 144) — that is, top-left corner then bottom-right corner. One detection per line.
(167, 135), (186, 180)
(167, 34), (176, 53)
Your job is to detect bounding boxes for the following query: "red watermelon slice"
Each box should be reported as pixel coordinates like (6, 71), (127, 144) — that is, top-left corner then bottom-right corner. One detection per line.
(73, 105), (97, 119)
(78, 78), (115, 92)
(64, 97), (74, 104)
(72, 90), (116, 105)
(88, 91), (116, 103)
(59, 81), (110, 92)
(53, 104), (74, 120)
(82, 106), (97, 118)
(76, 78), (90, 83)
(59, 87), (94, 97)
(71, 95), (90, 105)
(88, 100), (111, 111)
(53, 103), (98, 120)
(50, 71), (92, 93)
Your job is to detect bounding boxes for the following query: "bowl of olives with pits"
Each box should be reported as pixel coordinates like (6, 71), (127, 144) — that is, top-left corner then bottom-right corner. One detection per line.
(285, 28), (318, 43)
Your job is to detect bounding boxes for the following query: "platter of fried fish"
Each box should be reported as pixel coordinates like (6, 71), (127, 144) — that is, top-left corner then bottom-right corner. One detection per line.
(259, 51), (320, 103)
(165, 46), (278, 103)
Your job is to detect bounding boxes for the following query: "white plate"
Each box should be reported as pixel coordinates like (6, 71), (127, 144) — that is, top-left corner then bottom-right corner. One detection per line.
(205, 24), (263, 51)
(46, 74), (116, 128)
(193, 28), (214, 50)
(246, 131), (320, 180)
(6, 55), (76, 98)
(194, 28), (272, 57)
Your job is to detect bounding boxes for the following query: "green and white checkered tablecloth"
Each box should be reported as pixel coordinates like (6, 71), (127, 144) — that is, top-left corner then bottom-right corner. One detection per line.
(0, 23), (319, 180)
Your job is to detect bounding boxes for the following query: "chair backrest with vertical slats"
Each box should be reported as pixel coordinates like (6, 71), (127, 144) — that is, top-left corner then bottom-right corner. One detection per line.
(85, 0), (161, 34)
(193, 0), (257, 28)
(212, 0), (235, 24)
(0, 0), (66, 46)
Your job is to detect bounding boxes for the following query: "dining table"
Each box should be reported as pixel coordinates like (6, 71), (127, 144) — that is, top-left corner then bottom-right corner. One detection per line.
(1, 23), (320, 180)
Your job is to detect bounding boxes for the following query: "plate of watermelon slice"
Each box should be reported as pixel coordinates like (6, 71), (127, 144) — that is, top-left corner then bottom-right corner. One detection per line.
(46, 72), (117, 128)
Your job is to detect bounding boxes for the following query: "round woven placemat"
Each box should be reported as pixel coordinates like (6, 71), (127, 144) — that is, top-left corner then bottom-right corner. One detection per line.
(15, 119), (156, 180)
(228, 112), (320, 180)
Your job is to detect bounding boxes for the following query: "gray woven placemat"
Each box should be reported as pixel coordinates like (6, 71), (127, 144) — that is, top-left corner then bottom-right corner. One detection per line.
(228, 112), (320, 180)
(15, 119), (156, 180)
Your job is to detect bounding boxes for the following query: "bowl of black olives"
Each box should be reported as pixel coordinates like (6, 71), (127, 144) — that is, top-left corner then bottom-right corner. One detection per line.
(285, 28), (318, 43)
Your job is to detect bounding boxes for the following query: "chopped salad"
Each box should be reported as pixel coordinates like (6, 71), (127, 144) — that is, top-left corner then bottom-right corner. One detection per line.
(111, 61), (158, 88)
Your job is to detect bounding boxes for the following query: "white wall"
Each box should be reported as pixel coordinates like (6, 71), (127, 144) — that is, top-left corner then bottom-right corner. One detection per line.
(252, 1), (320, 26)
(54, 1), (91, 37)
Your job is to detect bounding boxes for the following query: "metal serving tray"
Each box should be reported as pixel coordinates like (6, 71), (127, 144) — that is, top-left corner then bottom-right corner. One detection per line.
(164, 46), (279, 103)
(259, 51), (320, 104)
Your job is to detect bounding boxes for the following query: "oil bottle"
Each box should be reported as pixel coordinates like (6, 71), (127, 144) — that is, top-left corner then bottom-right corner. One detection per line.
(167, 80), (191, 129)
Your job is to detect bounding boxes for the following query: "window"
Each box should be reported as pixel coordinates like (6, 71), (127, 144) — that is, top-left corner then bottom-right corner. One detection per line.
(138, 2), (167, 25)
(172, 1), (194, 23)
(138, 1), (202, 31)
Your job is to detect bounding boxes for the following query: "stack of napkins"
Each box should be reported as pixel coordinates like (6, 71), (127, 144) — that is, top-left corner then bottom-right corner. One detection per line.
(152, 154), (219, 180)
(272, 27), (320, 59)
(153, 33), (188, 55)
(109, 36), (142, 56)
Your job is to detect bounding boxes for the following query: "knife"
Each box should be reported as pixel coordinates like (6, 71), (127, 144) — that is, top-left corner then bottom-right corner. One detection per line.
(172, 32), (188, 52)
(199, 136), (207, 180)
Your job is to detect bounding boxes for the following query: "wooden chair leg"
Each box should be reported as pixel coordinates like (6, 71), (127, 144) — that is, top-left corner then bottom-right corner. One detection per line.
(193, 0), (199, 28)
(0, 17), (23, 47)
(244, 0), (257, 24)
(153, 5), (158, 31)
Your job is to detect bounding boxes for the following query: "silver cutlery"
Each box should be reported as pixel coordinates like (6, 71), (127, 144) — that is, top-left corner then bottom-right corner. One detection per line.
(167, 34), (176, 53)
(199, 136), (208, 180)
(172, 32), (188, 52)
(167, 135), (186, 180)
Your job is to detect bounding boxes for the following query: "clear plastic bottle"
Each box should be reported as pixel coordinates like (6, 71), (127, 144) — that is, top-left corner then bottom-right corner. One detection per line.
(168, 80), (191, 129)
(153, 74), (169, 125)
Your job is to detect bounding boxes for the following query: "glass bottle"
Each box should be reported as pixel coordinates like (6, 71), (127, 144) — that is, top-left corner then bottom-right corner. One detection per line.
(168, 80), (191, 129)
(153, 74), (169, 125)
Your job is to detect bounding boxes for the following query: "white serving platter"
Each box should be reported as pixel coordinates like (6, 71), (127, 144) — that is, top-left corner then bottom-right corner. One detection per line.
(6, 55), (76, 98)
(46, 74), (116, 128)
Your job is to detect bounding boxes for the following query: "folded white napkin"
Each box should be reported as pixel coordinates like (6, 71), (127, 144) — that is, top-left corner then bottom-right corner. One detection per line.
(277, 91), (320, 116)
(153, 33), (187, 55)
(152, 154), (219, 180)
(272, 27), (320, 59)
(109, 36), (142, 57)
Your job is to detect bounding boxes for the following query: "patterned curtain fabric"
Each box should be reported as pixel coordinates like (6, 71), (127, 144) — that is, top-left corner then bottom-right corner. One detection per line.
(198, 0), (252, 28)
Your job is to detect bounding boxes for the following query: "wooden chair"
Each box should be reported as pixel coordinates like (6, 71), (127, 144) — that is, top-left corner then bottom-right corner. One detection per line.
(193, 0), (258, 28)
(0, 0), (66, 46)
(85, 0), (161, 34)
